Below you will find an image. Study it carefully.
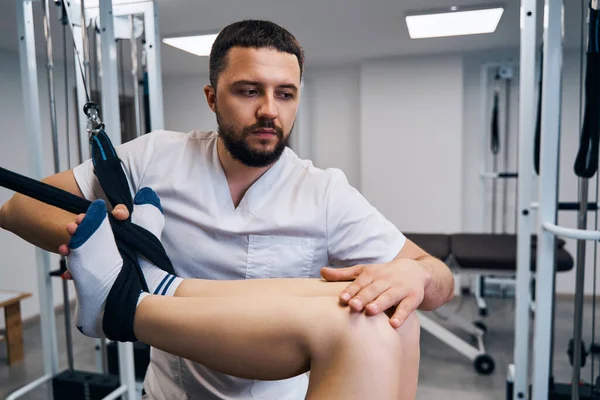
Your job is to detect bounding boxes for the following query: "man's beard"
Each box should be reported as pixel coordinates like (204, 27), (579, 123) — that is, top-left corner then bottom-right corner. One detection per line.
(216, 110), (291, 168)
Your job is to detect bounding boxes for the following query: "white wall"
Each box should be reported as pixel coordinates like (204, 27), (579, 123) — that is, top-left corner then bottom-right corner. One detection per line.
(360, 55), (464, 233)
(305, 66), (361, 188)
(163, 74), (217, 133)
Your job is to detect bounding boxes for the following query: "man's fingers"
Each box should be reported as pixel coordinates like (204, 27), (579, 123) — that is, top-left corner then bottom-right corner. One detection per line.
(58, 244), (70, 257)
(62, 270), (73, 280)
(76, 213), (85, 224)
(349, 280), (392, 313)
(390, 298), (420, 329)
(112, 204), (129, 220)
(338, 273), (374, 306)
(365, 287), (404, 316)
(66, 222), (79, 236)
(320, 265), (364, 282)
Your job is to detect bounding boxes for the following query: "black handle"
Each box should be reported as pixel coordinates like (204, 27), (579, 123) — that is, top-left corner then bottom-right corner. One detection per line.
(558, 202), (599, 211)
(491, 88), (500, 155)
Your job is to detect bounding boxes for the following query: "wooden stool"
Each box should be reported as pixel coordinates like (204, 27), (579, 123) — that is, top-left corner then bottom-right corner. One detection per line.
(0, 291), (32, 365)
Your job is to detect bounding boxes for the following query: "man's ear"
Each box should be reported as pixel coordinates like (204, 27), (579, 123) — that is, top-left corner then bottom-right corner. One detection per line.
(204, 85), (216, 112)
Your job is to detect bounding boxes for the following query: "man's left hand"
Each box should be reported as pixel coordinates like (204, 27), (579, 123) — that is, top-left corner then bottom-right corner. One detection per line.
(320, 259), (430, 329)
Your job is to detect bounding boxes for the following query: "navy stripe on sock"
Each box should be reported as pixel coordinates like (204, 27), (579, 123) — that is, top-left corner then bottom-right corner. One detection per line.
(161, 275), (177, 296)
(154, 274), (171, 295)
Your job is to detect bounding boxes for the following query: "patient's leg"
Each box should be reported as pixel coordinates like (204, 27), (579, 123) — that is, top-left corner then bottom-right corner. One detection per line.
(66, 195), (421, 399)
(175, 277), (349, 298)
(134, 294), (420, 400)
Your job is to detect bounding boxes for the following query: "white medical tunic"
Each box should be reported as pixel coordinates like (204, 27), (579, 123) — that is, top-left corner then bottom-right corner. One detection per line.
(73, 130), (406, 400)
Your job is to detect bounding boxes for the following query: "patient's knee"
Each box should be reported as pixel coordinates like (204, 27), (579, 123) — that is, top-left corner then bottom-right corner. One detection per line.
(395, 311), (421, 347)
(305, 298), (420, 363)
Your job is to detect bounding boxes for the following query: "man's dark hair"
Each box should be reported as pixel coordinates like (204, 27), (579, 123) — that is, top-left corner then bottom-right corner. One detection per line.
(209, 20), (305, 88)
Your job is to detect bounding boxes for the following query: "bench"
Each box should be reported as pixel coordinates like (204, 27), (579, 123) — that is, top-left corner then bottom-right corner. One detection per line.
(0, 291), (32, 365)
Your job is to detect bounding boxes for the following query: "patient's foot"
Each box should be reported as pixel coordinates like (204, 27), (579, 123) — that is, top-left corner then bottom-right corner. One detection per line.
(132, 187), (182, 296)
(67, 199), (144, 341)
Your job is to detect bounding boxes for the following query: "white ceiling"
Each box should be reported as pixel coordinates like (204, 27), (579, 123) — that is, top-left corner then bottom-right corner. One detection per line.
(0, 0), (587, 77)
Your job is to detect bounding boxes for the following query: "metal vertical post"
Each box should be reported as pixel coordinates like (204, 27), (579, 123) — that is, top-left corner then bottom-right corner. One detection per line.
(531, 0), (563, 398)
(16, 0), (60, 378)
(512, 1), (538, 398)
(502, 78), (511, 233)
(571, 178), (589, 399)
(130, 15), (142, 138)
(99, 0), (121, 143)
(72, 25), (90, 161)
(98, 2), (136, 399)
(571, 2), (596, 395)
(42, 0), (77, 374)
(144, 1), (165, 130)
(480, 64), (490, 232)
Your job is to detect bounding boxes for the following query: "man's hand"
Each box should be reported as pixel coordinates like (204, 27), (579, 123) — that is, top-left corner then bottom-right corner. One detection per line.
(59, 204), (129, 279)
(320, 258), (431, 329)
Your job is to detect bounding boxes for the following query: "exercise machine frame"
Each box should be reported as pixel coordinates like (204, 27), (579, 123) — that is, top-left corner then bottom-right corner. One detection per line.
(9, 1), (165, 399)
(510, 0), (600, 399)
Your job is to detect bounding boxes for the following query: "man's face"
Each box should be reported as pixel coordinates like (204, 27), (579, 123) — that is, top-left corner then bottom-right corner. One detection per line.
(205, 47), (301, 167)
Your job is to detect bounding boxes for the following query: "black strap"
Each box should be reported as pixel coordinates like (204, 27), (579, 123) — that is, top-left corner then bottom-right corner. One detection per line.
(574, 7), (600, 178)
(90, 130), (134, 214)
(0, 165), (175, 287)
(491, 75), (500, 155)
(534, 44), (544, 175)
(88, 131), (176, 279)
(0, 166), (90, 214)
(0, 131), (175, 291)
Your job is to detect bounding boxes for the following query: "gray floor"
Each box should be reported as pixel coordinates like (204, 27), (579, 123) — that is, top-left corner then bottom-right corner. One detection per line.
(1, 295), (599, 399)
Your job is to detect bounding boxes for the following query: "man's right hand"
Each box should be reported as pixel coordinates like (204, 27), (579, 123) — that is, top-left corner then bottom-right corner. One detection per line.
(58, 203), (129, 256)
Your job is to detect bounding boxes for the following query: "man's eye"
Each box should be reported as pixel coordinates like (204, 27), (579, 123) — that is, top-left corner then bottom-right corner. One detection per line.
(242, 89), (258, 96)
(280, 92), (294, 100)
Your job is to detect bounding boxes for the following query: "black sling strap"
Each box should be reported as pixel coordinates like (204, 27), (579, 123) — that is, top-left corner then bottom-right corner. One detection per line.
(0, 131), (175, 290)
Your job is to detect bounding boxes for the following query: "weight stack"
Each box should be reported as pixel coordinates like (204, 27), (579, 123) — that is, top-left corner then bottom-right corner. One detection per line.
(52, 369), (121, 400)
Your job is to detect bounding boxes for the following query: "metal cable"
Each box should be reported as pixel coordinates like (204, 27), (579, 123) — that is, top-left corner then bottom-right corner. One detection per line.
(62, 8), (71, 171)
(60, 0), (90, 103)
(588, 0), (600, 388)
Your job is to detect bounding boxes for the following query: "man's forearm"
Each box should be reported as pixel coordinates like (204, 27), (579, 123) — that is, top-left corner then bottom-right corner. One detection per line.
(0, 169), (85, 253)
(417, 255), (454, 311)
(0, 193), (77, 253)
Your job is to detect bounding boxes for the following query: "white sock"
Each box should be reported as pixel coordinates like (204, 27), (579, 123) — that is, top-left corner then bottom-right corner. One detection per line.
(67, 199), (122, 338)
(132, 187), (182, 296)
